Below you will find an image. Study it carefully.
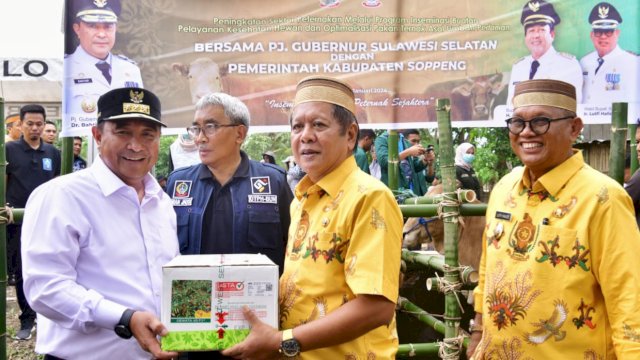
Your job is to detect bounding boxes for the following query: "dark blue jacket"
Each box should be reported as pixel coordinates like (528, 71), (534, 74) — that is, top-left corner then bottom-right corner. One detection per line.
(166, 152), (293, 270)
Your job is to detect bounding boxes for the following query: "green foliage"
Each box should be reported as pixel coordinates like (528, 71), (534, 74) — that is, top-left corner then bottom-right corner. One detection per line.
(171, 280), (212, 319)
(185, 126), (518, 191)
(162, 329), (251, 351)
(469, 127), (522, 187)
(242, 132), (291, 166)
(156, 135), (177, 178)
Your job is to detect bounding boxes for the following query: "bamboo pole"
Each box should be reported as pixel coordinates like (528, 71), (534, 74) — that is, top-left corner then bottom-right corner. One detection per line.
(388, 130), (399, 191)
(0, 98), (7, 360)
(9, 209), (23, 224)
(609, 103), (627, 185)
(397, 342), (441, 358)
(400, 204), (486, 217)
(435, 98), (463, 358)
(61, 136), (73, 175)
(426, 265), (478, 291)
(397, 297), (470, 348)
(397, 297), (447, 335)
(402, 249), (446, 272)
(402, 189), (477, 204)
(629, 122), (638, 175)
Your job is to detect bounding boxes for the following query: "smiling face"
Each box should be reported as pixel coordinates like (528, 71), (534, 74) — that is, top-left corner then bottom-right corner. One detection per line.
(525, 24), (554, 60)
(290, 102), (357, 183)
(509, 105), (582, 182)
(92, 119), (160, 190)
(73, 21), (116, 59)
(590, 29), (620, 58)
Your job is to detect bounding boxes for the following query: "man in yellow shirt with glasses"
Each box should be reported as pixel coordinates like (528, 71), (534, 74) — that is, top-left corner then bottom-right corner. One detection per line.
(468, 79), (640, 359)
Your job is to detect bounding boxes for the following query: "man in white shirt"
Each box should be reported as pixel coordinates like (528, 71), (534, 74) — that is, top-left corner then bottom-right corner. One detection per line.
(506, 0), (583, 107)
(64, 0), (143, 126)
(22, 87), (179, 359)
(580, 2), (639, 104)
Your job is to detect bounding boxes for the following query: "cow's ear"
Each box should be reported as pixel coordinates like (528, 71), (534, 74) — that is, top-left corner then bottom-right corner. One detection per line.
(172, 63), (189, 77)
(219, 63), (229, 77)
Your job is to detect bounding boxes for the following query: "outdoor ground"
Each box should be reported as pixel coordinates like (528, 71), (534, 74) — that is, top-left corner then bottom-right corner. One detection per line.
(6, 286), (39, 360)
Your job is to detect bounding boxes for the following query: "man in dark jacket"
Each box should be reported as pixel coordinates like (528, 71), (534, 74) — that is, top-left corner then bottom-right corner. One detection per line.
(166, 93), (293, 359)
(167, 93), (292, 260)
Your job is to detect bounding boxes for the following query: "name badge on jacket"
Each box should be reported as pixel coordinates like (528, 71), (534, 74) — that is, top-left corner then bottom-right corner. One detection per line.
(249, 176), (277, 204)
(172, 180), (193, 206)
(42, 158), (53, 171)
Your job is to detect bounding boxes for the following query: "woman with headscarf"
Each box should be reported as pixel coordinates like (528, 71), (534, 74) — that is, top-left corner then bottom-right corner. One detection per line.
(454, 142), (482, 199)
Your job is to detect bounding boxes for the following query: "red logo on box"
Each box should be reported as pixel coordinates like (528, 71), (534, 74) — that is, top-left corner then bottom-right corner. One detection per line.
(216, 282), (244, 291)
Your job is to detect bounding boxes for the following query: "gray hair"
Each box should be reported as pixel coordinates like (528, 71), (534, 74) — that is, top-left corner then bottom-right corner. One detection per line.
(195, 93), (251, 128)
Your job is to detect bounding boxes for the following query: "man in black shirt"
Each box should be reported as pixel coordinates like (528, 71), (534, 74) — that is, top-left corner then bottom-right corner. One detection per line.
(72, 136), (87, 172)
(6, 104), (61, 340)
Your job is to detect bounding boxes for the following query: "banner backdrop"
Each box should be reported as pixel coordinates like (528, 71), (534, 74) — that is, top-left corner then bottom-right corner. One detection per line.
(62, 0), (639, 135)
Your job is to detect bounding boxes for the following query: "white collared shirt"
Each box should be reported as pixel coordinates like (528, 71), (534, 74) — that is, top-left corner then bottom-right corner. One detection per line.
(507, 46), (584, 107)
(22, 156), (179, 359)
(580, 45), (640, 104)
(63, 45), (143, 123)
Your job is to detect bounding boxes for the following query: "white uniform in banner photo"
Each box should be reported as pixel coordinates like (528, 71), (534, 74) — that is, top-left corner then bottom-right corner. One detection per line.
(505, 0), (583, 109)
(507, 47), (583, 106)
(64, 45), (143, 128)
(580, 2), (639, 105)
(581, 46), (639, 104)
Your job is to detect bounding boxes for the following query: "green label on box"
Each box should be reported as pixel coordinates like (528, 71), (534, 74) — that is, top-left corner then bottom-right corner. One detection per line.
(161, 329), (251, 351)
(171, 318), (211, 324)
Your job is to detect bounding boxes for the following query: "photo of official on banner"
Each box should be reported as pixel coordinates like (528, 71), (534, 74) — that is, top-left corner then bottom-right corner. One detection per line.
(62, 0), (639, 136)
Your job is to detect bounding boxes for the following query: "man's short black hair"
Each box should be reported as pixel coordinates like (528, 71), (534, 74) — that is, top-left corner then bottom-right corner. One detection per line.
(74, 136), (83, 142)
(359, 129), (376, 140)
(402, 129), (420, 137)
(20, 104), (46, 121)
(332, 105), (359, 152)
(45, 120), (56, 127)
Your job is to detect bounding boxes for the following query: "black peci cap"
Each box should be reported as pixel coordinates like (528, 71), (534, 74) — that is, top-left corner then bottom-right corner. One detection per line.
(588, 2), (622, 30)
(520, 0), (560, 29)
(97, 87), (164, 127)
(74, 0), (120, 23)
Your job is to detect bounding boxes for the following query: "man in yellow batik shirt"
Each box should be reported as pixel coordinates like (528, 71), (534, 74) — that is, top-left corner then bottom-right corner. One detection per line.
(467, 79), (640, 359)
(223, 76), (403, 360)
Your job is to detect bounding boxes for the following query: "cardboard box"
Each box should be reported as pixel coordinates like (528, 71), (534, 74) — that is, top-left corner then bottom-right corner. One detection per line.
(161, 254), (279, 352)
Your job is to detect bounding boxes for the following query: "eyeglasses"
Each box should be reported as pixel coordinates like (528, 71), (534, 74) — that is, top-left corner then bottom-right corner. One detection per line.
(505, 116), (574, 135)
(593, 29), (615, 38)
(186, 123), (240, 137)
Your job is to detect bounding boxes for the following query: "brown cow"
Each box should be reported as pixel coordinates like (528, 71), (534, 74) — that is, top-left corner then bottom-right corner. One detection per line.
(172, 58), (223, 104)
(172, 58), (294, 126)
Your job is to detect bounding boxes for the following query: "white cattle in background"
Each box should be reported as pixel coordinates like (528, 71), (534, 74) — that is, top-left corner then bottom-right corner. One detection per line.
(172, 58), (223, 104)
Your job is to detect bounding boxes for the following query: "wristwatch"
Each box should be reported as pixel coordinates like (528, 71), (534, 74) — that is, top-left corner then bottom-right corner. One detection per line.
(469, 319), (483, 334)
(114, 309), (136, 339)
(279, 329), (301, 357)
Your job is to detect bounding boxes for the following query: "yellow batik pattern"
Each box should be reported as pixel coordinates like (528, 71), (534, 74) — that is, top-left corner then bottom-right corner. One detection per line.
(473, 151), (640, 359)
(280, 157), (403, 360)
